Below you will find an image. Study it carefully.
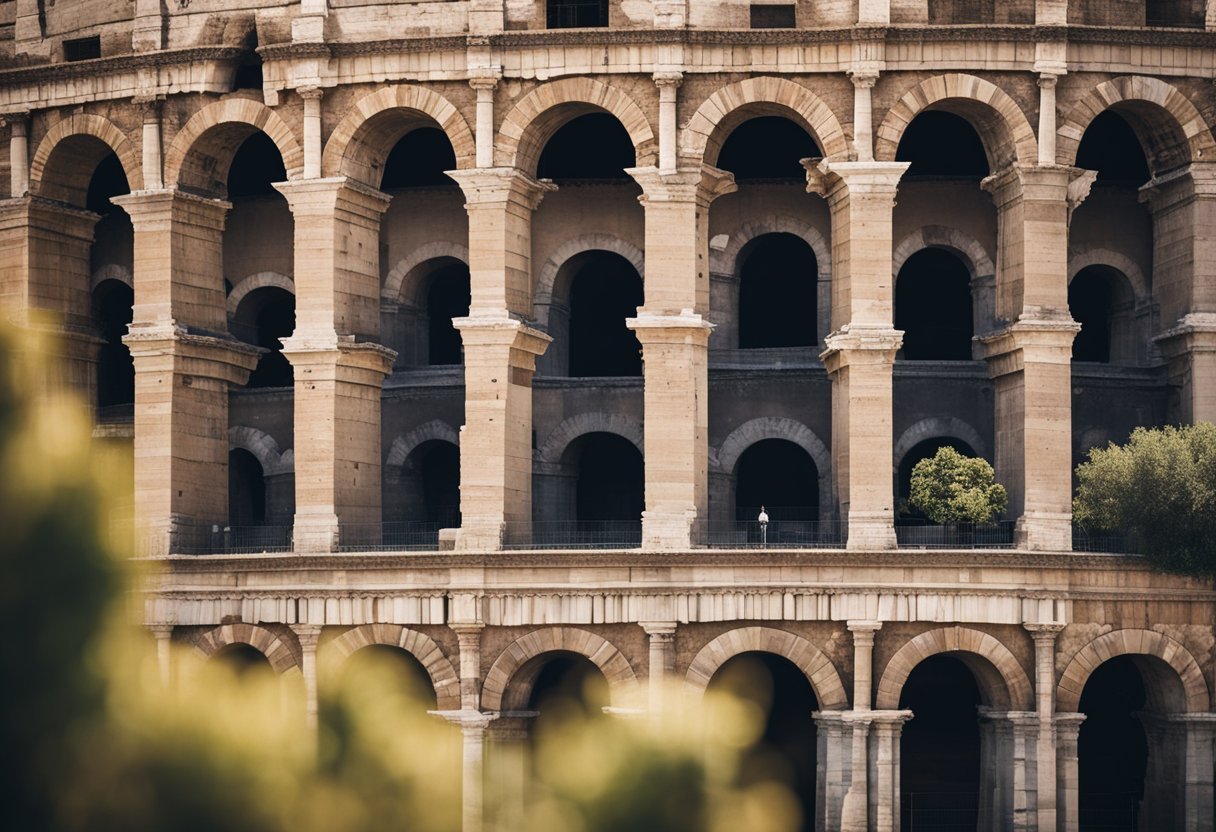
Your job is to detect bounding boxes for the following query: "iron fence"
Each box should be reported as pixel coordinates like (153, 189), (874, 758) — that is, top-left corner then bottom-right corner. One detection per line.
(1072, 529), (1137, 554)
(895, 520), (1015, 549)
(336, 522), (451, 552)
(502, 521), (642, 550)
(171, 523), (293, 555)
(903, 792), (980, 831)
(546, 0), (608, 28)
(698, 519), (846, 549)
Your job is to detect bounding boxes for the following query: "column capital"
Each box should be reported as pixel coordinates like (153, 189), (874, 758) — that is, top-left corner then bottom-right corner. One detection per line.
(451, 622), (486, 642)
(978, 317), (1079, 374)
(279, 338), (397, 380)
(132, 94), (165, 118)
(453, 315), (552, 355)
(296, 84), (325, 101)
(290, 623), (323, 649)
(627, 310), (713, 341)
(1037, 72), (1060, 90)
(146, 624), (175, 639)
(653, 71), (684, 89)
(847, 68), (880, 89)
(627, 164), (737, 207)
(432, 709), (497, 733)
(468, 72), (501, 92)
(640, 621), (678, 640)
(1153, 312), (1216, 357)
(868, 708), (914, 727)
(821, 327), (903, 372)
(445, 166), (555, 210)
(123, 328), (262, 385)
(273, 176), (392, 220)
(1023, 622), (1066, 640)
(1053, 712), (1087, 734)
(1139, 161), (1216, 213)
(806, 158), (909, 200)
(1, 111), (30, 133)
(981, 162), (1091, 207)
(847, 620), (882, 638)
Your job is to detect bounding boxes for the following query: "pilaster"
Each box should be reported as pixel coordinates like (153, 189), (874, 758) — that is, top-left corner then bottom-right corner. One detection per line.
(813, 711), (853, 832)
(135, 97), (164, 190)
(1054, 712), (1086, 832)
(640, 621), (677, 713)
(435, 710), (496, 832)
(2, 112), (30, 197)
(869, 710), (913, 832)
(133, 0), (166, 52)
(147, 624), (174, 686)
(452, 623), (486, 711)
(1025, 623), (1065, 832)
(290, 623), (323, 728)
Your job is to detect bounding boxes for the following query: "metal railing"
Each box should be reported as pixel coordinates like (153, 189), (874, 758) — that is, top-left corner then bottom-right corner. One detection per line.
(1078, 792), (1140, 831)
(1072, 529), (1138, 554)
(336, 522), (452, 552)
(546, 0), (608, 28)
(698, 519), (845, 549)
(895, 521), (1016, 549)
(903, 792), (980, 831)
(172, 523), (293, 555)
(502, 521), (642, 550)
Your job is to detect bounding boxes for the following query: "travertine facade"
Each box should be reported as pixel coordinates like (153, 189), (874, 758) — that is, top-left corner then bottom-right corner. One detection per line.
(5, 1), (1216, 830)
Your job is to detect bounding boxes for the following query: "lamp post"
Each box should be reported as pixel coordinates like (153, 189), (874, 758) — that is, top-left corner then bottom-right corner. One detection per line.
(758, 505), (769, 547)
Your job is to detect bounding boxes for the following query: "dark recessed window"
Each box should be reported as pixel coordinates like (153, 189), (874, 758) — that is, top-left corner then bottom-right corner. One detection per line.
(547, 0), (609, 28)
(751, 4), (796, 28)
(64, 36), (101, 62)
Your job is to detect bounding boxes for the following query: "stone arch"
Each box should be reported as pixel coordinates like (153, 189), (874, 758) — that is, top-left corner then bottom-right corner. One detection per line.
(193, 622), (299, 675)
(385, 420), (461, 472)
(1057, 629), (1210, 714)
(681, 76), (851, 166)
(875, 74), (1038, 169)
(892, 226), (995, 283)
(164, 98), (304, 196)
(383, 241), (470, 303)
(227, 272), (296, 317)
(91, 263), (132, 291)
(229, 425), (292, 477)
(30, 113), (144, 204)
(893, 417), (988, 467)
(711, 217), (832, 282)
(876, 627), (1033, 710)
(495, 77), (657, 172)
(1068, 248), (1149, 301)
(684, 626), (850, 709)
(714, 417), (832, 521)
(537, 413), (643, 465)
(534, 235), (646, 327)
(481, 627), (639, 712)
(1057, 76), (1216, 173)
(321, 85), (477, 186)
(324, 623), (461, 710)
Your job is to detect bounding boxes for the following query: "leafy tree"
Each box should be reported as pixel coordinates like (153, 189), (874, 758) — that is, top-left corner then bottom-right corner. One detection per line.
(908, 446), (1008, 524)
(1074, 423), (1216, 573)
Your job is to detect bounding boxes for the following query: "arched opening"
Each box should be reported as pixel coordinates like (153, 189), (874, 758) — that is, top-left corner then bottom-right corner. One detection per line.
(228, 448), (267, 527)
(231, 27), (263, 91)
(737, 233), (818, 349)
(552, 432), (644, 544)
(537, 113), (634, 181)
(706, 652), (819, 831)
(558, 251), (643, 378)
(1076, 111), (1151, 187)
(211, 642), (274, 678)
(92, 278), (134, 414)
(424, 262), (470, 366)
(897, 437), (978, 516)
(896, 111), (990, 179)
(899, 654), (983, 831)
(734, 439), (819, 527)
(1069, 266), (1136, 363)
(1077, 656), (1149, 831)
(380, 127), (458, 189)
(400, 439), (461, 528)
(344, 644), (438, 710)
(546, 0), (609, 28)
(717, 116), (822, 181)
(231, 286), (295, 388)
(527, 652), (610, 740)
(895, 249), (974, 360)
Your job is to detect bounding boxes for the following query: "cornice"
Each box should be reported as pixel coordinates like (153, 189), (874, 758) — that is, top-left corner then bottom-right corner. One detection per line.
(0, 46), (244, 85)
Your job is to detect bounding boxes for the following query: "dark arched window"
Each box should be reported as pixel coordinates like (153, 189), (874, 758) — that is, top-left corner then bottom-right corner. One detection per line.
(381, 127), (458, 189)
(1069, 266), (1136, 364)
(405, 440), (461, 527)
(734, 439), (819, 523)
(566, 253), (643, 377)
(537, 113), (634, 181)
(228, 448), (267, 527)
(738, 234), (818, 349)
(92, 279), (134, 411)
(546, 0), (608, 28)
(896, 111), (989, 178)
(231, 286), (295, 388)
(567, 433), (644, 525)
(425, 263), (470, 365)
(717, 116), (821, 181)
(895, 249), (974, 360)
(1077, 657), (1152, 831)
(1076, 111), (1151, 186)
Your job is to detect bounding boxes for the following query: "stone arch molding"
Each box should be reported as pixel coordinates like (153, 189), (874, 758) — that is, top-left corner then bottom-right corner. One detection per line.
(324, 623), (461, 711)
(893, 417), (989, 467)
(164, 98), (304, 192)
(385, 420), (461, 473)
(30, 113), (144, 200)
(227, 272), (296, 317)
(1057, 76), (1216, 170)
(1056, 629), (1210, 713)
(229, 426), (293, 477)
(875, 626), (1033, 711)
(714, 417), (830, 477)
(383, 242), (470, 303)
(495, 77), (657, 171)
(684, 626), (850, 710)
(193, 622), (299, 675)
(710, 217), (831, 281)
(681, 76), (851, 164)
(322, 85), (477, 185)
(1068, 248), (1150, 301)
(480, 627), (640, 712)
(534, 235), (646, 326)
(537, 412), (644, 465)
(875, 74), (1038, 169)
(91, 264), (133, 291)
(892, 226), (995, 282)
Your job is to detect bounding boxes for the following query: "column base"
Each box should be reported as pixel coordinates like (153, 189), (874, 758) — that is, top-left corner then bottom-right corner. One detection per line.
(293, 511), (339, 553)
(846, 511), (897, 551)
(641, 508), (698, 550)
(1016, 511), (1072, 552)
(455, 520), (506, 551)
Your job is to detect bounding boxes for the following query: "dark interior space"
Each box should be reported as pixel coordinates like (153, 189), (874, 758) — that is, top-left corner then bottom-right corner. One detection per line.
(717, 116), (821, 180)
(381, 127), (459, 189)
(738, 233), (819, 349)
(228, 448), (267, 526)
(425, 262), (471, 365)
(227, 132), (286, 198)
(1078, 656), (1148, 832)
(1076, 111), (1151, 185)
(568, 253), (643, 377)
(895, 248), (974, 360)
(897, 111), (990, 178)
(537, 113), (634, 180)
(571, 433), (644, 524)
(735, 438), (819, 522)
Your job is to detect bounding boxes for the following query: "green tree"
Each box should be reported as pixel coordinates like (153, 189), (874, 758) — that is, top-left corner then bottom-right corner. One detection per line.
(1074, 423), (1216, 573)
(908, 446), (1008, 524)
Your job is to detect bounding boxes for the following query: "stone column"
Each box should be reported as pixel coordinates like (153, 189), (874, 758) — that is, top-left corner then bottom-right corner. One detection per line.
(979, 165), (1088, 551)
(291, 623), (323, 728)
(840, 620), (881, 831)
(1026, 623), (1064, 832)
(654, 73), (682, 173)
(1037, 75), (1058, 166)
(469, 76), (499, 170)
(640, 621), (677, 714)
(299, 87), (324, 180)
(452, 623), (485, 711)
(1054, 712), (1086, 832)
(848, 620), (881, 710)
(979, 707), (1039, 832)
(111, 190), (260, 555)
(275, 179), (396, 552)
(4, 112), (29, 197)
(1179, 714), (1216, 832)
(848, 70), (878, 162)
(813, 711), (852, 832)
(136, 97), (164, 190)
(626, 165), (735, 548)
(809, 160), (908, 550)
(447, 168), (553, 549)
(487, 715), (533, 832)
(1144, 163), (1216, 424)
(133, 0), (165, 52)
(148, 624), (174, 686)
(1138, 711), (1186, 831)
(436, 711), (495, 832)
(870, 710), (912, 832)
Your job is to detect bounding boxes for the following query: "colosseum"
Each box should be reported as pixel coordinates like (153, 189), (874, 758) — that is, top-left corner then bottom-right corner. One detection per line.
(4, 0), (1216, 829)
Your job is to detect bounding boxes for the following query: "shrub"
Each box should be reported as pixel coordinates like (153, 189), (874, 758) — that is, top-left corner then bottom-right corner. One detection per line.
(1074, 423), (1216, 573)
(908, 446), (1008, 524)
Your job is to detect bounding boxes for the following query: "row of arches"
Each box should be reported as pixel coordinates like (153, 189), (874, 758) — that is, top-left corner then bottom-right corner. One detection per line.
(195, 621), (1212, 832)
